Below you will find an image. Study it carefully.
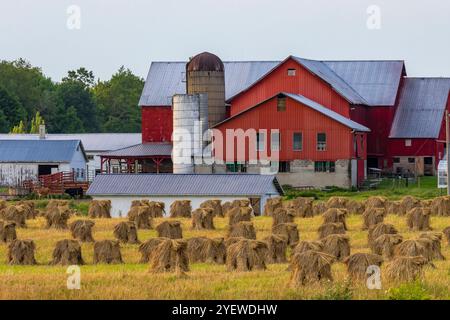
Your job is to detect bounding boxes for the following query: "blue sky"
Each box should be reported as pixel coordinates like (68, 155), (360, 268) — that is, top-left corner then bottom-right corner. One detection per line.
(1, 0), (449, 80)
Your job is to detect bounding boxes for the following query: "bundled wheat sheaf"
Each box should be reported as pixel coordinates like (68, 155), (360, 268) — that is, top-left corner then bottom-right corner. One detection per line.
(345, 199), (365, 215)
(186, 237), (226, 264)
(430, 196), (450, 216)
(226, 239), (268, 271)
(443, 226), (450, 246)
(156, 220), (183, 239)
(312, 201), (327, 216)
(128, 206), (153, 229)
(419, 232), (445, 260)
(320, 234), (351, 261)
(228, 221), (257, 239)
(271, 208), (295, 227)
(362, 207), (386, 230)
(399, 196), (422, 216)
(16, 201), (37, 219)
(344, 253), (383, 280)
(317, 222), (346, 239)
(263, 197), (283, 216)
(88, 200), (111, 218)
(139, 237), (168, 263)
(7, 239), (37, 265)
(1, 205), (27, 228)
(69, 219), (95, 242)
(290, 250), (335, 286)
(44, 206), (71, 229)
(200, 199), (223, 217)
(0, 220), (17, 243)
(150, 238), (189, 274)
(191, 208), (215, 230)
(170, 200), (192, 218)
(394, 239), (433, 262)
(385, 256), (428, 282)
(93, 240), (123, 264)
(222, 199), (250, 216)
(365, 196), (387, 210)
(386, 201), (402, 215)
(272, 222), (299, 247)
(51, 239), (84, 265)
(228, 206), (253, 226)
(292, 197), (315, 217)
(113, 221), (140, 244)
(131, 200), (165, 218)
(371, 234), (403, 260)
(322, 208), (348, 230)
(406, 207), (432, 231)
(367, 223), (399, 248)
(264, 234), (288, 263)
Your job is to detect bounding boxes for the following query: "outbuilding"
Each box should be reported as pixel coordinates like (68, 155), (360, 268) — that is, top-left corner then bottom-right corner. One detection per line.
(87, 173), (283, 217)
(0, 139), (87, 187)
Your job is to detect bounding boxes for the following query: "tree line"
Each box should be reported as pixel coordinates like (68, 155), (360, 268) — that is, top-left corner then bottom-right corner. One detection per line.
(0, 59), (144, 133)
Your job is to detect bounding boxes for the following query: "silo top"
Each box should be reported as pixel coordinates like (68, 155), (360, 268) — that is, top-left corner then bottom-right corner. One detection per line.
(187, 52), (224, 72)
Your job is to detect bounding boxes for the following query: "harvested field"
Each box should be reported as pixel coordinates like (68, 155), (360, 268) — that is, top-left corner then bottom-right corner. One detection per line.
(0, 207), (449, 299)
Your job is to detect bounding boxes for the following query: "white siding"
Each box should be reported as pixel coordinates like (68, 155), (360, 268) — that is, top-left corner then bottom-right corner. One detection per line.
(0, 163), (38, 186)
(92, 195), (255, 218)
(70, 145), (88, 181)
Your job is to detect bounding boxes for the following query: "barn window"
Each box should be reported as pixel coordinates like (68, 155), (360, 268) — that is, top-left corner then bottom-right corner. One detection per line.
(256, 132), (265, 151)
(226, 162), (247, 173)
(405, 139), (412, 147)
(277, 97), (286, 112)
(393, 157), (400, 164)
(271, 131), (280, 151)
(293, 132), (303, 151)
(317, 133), (327, 151)
(408, 158), (415, 163)
(314, 161), (335, 173)
(424, 157), (433, 165)
(287, 68), (296, 76)
(279, 161), (290, 173)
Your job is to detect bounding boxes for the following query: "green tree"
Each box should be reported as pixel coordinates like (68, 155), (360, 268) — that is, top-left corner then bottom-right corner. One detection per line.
(0, 110), (8, 132)
(93, 66), (144, 133)
(0, 59), (54, 119)
(62, 67), (95, 88)
(57, 78), (99, 132)
(0, 86), (27, 133)
(55, 106), (85, 133)
(10, 120), (26, 134)
(29, 111), (45, 133)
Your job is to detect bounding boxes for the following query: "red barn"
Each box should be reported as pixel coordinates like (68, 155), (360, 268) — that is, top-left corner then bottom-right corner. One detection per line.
(101, 52), (450, 189)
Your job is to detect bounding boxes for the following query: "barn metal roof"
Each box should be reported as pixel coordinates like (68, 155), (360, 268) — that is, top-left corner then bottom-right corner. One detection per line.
(0, 140), (85, 163)
(214, 92), (370, 133)
(87, 173), (283, 196)
(323, 60), (405, 106)
(139, 58), (404, 107)
(0, 133), (141, 152)
(284, 93), (370, 132)
(102, 143), (172, 157)
(291, 57), (368, 105)
(389, 78), (450, 138)
(138, 61), (280, 106)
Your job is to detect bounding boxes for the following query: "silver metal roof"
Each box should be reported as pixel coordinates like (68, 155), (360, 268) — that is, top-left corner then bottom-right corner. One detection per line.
(138, 61), (280, 106)
(87, 173), (283, 196)
(291, 57), (368, 105)
(284, 93), (370, 132)
(139, 58), (404, 107)
(0, 140), (84, 163)
(214, 92), (370, 133)
(389, 78), (450, 138)
(0, 133), (141, 152)
(102, 143), (172, 157)
(323, 60), (404, 106)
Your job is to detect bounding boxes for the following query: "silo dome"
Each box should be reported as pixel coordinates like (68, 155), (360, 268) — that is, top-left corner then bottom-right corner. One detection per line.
(187, 52), (224, 72)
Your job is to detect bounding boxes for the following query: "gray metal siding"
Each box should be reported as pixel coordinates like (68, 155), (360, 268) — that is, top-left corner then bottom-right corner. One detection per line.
(102, 143), (172, 157)
(389, 78), (450, 138)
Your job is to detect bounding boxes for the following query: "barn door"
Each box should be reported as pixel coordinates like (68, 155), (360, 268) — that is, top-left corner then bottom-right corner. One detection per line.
(249, 198), (261, 216)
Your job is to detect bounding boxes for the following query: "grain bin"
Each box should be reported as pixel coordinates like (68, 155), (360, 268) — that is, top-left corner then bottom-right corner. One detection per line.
(172, 93), (208, 174)
(186, 52), (226, 128)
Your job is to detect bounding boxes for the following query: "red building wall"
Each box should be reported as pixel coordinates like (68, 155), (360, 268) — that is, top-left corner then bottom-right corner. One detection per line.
(214, 96), (365, 162)
(229, 58), (351, 118)
(141, 106), (173, 143)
